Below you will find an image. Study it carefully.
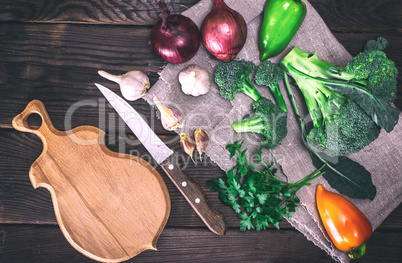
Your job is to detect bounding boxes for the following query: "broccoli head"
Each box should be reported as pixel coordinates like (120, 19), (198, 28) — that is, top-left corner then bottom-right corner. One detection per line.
(346, 51), (398, 79)
(214, 60), (262, 101)
(254, 61), (288, 112)
(307, 101), (381, 156)
(367, 74), (398, 103)
(280, 45), (390, 156)
(346, 50), (398, 103)
(232, 98), (288, 149)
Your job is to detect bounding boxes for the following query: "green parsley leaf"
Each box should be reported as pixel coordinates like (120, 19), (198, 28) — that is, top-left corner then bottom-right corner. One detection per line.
(208, 140), (325, 231)
(239, 214), (254, 231)
(206, 178), (220, 192)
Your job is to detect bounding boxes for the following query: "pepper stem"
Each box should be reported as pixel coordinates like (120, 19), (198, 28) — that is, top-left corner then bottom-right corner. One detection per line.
(348, 241), (367, 259)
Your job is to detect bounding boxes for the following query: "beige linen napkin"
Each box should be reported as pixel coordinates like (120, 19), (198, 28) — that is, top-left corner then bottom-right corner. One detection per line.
(143, 1), (402, 262)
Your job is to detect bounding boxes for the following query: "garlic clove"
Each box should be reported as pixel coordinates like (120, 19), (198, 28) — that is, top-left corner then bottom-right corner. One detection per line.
(153, 96), (184, 131)
(194, 128), (209, 160)
(98, 70), (150, 101)
(179, 64), (210, 97)
(180, 132), (195, 162)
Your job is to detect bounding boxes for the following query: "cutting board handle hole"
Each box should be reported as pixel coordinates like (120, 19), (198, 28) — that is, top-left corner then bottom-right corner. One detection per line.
(26, 113), (42, 130)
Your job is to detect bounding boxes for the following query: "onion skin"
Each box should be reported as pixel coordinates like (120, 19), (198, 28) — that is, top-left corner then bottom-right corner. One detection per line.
(151, 1), (200, 64)
(201, 0), (247, 62)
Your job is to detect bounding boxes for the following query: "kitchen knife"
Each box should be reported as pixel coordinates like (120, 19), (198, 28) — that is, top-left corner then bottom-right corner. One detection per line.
(95, 83), (226, 236)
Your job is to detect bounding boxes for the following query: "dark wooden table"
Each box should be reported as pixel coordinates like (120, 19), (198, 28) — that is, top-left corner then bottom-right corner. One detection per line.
(0, 0), (401, 262)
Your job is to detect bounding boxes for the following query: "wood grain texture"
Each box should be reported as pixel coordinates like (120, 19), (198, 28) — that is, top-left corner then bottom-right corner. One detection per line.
(0, 22), (169, 133)
(1, 128), (402, 230)
(0, 0), (198, 25)
(0, 128), (251, 229)
(311, 0), (401, 32)
(0, 0), (400, 31)
(10, 100), (171, 262)
(0, 225), (401, 263)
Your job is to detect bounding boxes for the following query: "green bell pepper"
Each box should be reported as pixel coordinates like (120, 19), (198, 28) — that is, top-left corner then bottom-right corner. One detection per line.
(259, 0), (306, 61)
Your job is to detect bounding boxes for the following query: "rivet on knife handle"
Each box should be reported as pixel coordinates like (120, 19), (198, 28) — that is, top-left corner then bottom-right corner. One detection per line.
(161, 161), (227, 236)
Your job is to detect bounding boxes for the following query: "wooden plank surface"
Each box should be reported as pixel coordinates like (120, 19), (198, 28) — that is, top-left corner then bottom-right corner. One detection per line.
(1, 128), (401, 229)
(1, 0), (402, 262)
(0, 0), (399, 31)
(0, 0), (197, 25)
(0, 225), (401, 263)
(0, 129), (265, 229)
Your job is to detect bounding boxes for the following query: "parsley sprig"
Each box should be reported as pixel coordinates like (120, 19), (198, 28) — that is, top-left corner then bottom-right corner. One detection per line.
(207, 140), (325, 231)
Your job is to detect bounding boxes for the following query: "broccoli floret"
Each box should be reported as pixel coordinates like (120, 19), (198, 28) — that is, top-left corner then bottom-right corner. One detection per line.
(346, 51), (397, 79)
(215, 60), (288, 149)
(214, 60), (262, 101)
(367, 74), (397, 103)
(232, 98), (288, 149)
(280, 45), (392, 156)
(254, 61), (288, 112)
(346, 50), (398, 103)
(307, 101), (381, 156)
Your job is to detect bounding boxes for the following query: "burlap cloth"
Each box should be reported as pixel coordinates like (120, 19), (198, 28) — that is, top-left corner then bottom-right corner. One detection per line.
(143, 1), (402, 262)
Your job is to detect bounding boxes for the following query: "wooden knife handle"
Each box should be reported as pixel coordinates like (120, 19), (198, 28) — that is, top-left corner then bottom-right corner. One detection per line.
(161, 160), (227, 236)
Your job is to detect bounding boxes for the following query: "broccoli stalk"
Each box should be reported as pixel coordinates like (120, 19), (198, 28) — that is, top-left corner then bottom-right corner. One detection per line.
(281, 46), (398, 103)
(279, 47), (359, 83)
(214, 60), (262, 101)
(254, 61), (288, 112)
(236, 77), (262, 101)
(280, 46), (386, 156)
(233, 115), (266, 133)
(232, 98), (288, 149)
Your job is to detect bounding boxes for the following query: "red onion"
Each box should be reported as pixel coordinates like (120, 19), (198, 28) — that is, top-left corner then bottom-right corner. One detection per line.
(201, 0), (247, 62)
(151, 0), (201, 64)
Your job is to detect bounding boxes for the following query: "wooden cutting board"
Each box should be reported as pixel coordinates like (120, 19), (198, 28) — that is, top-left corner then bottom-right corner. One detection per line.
(12, 100), (171, 262)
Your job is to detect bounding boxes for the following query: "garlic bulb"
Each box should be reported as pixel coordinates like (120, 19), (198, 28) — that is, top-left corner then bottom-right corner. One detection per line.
(178, 64), (210, 96)
(153, 96), (184, 131)
(98, 70), (150, 101)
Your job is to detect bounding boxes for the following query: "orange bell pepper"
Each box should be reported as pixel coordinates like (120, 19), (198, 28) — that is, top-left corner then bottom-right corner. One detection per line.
(316, 184), (372, 259)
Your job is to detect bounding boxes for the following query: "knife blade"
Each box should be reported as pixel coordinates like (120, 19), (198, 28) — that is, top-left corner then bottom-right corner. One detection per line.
(95, 83), (226, 236)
